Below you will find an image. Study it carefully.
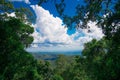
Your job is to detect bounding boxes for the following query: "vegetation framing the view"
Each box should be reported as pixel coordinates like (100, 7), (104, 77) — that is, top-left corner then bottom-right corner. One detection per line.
(0, 0), (120, 80)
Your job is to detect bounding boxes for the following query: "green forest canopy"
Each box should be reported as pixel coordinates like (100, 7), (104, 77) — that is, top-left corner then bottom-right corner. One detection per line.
(0, 0), (120, 80)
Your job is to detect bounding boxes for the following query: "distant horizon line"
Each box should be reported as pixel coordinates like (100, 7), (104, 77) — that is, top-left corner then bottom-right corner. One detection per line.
(28, 50), (81, 53)
(29, 50), (82, 55)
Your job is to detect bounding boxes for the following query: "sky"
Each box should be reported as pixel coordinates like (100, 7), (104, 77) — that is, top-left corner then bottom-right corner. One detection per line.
(8, 0), (104, 52)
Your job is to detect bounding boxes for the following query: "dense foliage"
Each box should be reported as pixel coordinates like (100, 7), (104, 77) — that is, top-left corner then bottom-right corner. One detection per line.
(39, 0), (120, 80)
(0, 0), (120, 80)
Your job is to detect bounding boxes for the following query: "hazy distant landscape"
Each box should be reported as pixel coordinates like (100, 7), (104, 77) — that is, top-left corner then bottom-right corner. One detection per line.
(30, 51), (81, 60)
(1, 0), (120, 80)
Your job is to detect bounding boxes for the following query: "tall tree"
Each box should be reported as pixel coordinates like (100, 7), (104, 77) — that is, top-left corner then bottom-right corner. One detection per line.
(0, 0), (42, 80)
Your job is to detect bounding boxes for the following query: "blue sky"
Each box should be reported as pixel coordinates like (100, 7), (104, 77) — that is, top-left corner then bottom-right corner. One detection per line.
(8, 0), (104, 52)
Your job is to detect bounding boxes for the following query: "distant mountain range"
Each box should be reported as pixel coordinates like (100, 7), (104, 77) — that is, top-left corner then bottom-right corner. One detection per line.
(30, 51), (81, 60)
(31, 51), (81, 55)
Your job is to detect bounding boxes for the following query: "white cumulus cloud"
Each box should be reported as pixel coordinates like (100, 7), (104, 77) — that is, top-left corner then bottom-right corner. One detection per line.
(31, 5), (72, 44)
(8, 0), (30, 4)
(75, 21), (104, 42)
(7, 12), (16, 17)
(26, 5), (104, 52)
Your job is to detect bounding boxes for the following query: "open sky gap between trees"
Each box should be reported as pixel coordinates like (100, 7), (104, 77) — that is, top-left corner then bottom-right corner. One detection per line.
(0, 0), (120, 80)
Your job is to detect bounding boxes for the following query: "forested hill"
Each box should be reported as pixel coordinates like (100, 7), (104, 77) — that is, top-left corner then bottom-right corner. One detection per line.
(0, 0), (120, 80)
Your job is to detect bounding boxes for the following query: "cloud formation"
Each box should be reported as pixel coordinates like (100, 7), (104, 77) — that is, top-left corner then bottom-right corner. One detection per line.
(9, 0), (30, 4)
(7, 12), (16, 17)
(27, 5), (104, 52)
(31, 5), (72, 44)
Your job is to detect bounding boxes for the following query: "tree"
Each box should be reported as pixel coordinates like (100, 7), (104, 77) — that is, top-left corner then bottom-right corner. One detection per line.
(51, 0), (120, 79)
(52, 74), (63, 80)
(81, 39), (108, 80)
(37, 60), (53, 80)
(0, 0), (42, 80)
(1, 0), (119, 80)
(54, 55), (70, 75)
